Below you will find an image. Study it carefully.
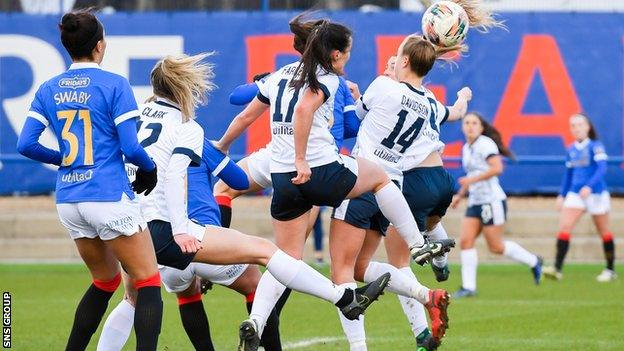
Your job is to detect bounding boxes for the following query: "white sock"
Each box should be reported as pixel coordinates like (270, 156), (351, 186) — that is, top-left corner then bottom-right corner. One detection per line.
(266, 250), (345, 304)
(461, 248), (478, 291)
(363, 261), (429, 305)
(249, 271), (286, 337)
(97, 299), (135, 351)
(427, 223), (449, 268)
(397, 267), (429, 338)
(337, 283), (367, 351)
(503, 240), (539, 267)
(374, 183), (424, 247)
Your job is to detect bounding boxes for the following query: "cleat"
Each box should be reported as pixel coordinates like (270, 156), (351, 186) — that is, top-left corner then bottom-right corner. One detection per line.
(543, 266), (563, 281)
(453, 287), (476, 299)
(340, 273), (390, 320)
(411, 239), (456, 266)
(416, 329), (440, 350)
(432, 264), (450, 282)
(425, 289), (450, 343)
(200, 278), (213, 294)
(596, 269), (617, 282)
(238, 319), (260, 351)
(531, 256), (543, 285)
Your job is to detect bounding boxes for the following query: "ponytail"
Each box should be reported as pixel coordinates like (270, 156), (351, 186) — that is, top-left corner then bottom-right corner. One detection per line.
(290, 21), (351, 93)
(149, 53), (216, 121)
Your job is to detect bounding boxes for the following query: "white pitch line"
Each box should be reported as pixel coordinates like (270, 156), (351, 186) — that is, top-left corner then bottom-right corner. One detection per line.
(283, 336), (345, 349)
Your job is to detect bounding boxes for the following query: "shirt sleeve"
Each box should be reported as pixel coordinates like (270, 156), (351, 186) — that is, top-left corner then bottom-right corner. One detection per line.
(481, 138), (500, 159)
(202, 140), (249, 190)
(592, 141), (608, 161)
(27, 85), (50, 127)
(230, 82), (260, 106)
(355, 76), (391, 120)
(256, 73), (272, 104)
(435, 100), (450, 125)
(342, 79), (360, 139)
(172, 122), (204, 167)
(17, 117), (62, 166)
(111, 77), (140, 126)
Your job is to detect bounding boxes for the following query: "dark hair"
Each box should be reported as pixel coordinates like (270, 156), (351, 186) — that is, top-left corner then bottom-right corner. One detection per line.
(289, 14), (326, 55)
(467, 111), (515, 159)
(59, 9), (103, 60)
(400, 35), (462, 78)
(573, 113), (599, 140)
(290, 20), (352, 93)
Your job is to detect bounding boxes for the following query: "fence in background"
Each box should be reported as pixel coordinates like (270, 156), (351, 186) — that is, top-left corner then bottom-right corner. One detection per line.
(1, 11), (623, 195)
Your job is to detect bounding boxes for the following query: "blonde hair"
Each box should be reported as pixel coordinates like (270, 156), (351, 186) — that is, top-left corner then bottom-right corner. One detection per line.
(450, 0), (505, 33)
(149, 53), (216, 122)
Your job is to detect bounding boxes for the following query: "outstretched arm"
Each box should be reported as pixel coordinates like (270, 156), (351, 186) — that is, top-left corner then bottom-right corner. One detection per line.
(446, 87), (472, 122)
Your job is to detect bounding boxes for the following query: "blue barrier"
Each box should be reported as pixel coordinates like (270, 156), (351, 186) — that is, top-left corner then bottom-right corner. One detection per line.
(1, 11), (623, 195)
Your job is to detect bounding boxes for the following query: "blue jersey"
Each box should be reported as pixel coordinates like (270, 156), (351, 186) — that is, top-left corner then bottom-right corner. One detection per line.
(331, 76), (360, 149)
(187, 139), (249, 226)
(561, 139), (608, 194)
(27, 63), (141, 203)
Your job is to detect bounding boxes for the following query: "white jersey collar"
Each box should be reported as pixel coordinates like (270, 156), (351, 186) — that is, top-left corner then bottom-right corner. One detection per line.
(574, 138), (590, 149)
(68, 62), (101, 70)
(154, 97), (181, 111)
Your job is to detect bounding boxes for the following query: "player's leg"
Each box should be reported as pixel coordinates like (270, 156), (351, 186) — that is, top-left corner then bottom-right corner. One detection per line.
(329, 218), (368, 351)
(107, 228), (162, 351)
(97, 271), (136, 351)
(345, 157), (426, 253)
(591, 201), (617, 281)
(544, 199), (584, 279)
(455, 214), (481, 298)
(213, 157), (265, 228)
(68, 237), (122, 350)
(354, 230), (449, 344)
(482, 224), (541, 283)
(383, 227), (435, 349)
(174, 277), (215, 351)
(310, 206), (325, 264)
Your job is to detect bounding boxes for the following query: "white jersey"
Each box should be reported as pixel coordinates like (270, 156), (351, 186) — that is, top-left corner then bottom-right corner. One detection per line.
(462, 135), (507, 206)
(128, 98), (204, 234)
(257, 62), (340, 172)
(354, 76), (449, 180)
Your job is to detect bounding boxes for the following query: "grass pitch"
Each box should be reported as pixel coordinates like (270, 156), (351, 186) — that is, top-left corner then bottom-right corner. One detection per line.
(1, 263), (623, 350)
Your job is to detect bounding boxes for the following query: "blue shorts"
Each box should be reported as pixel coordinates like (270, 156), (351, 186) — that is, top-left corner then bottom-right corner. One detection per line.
(332, 192), (389, 235)
(149, 220), (196, 270)
(465, 200), (507, 226)
(271, 158), (358, 221)
(402, 166), (455, 231)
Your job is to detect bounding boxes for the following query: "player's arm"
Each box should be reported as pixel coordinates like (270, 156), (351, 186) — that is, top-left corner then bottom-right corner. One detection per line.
(117, 119), (155, 172)
(354, 76), (390, 121)
(292, 88), (325, 185)
(342, 79), (360, 139)
(204, 140), (249, 190)
(17, 117), (62, 166)
(583, 143), (608, 193)
(229, 83), (259, 105)
(446, 87), (472, 122)
(216, 98), (268, 153)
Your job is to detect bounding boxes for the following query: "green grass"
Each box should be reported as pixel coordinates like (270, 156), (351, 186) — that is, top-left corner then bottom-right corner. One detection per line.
(1, 263), (623, 350)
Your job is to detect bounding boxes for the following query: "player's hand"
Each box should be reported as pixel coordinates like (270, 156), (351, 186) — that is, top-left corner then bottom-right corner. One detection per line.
(556, 195), (564, 211)
(457, 87), (472, 101)
(347, 80), (361, 100)
(450, 194), (462, 209)
(174, 233), (202, 254)
(579, 186), (592, 199)
(292, 159), (311, 185)
(132, 163), (158, 195)
(458, 176), (472, 187)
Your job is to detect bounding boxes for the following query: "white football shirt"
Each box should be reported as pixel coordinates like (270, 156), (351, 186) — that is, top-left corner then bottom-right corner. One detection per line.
(257, 62), (340, 173)
(354, 76), (449, 179)
(462, 135), (507, 206)
(128, 98), (204, 234)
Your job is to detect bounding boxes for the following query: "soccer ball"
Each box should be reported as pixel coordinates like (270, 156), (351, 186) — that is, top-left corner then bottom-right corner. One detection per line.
(421, 1), (470, 47)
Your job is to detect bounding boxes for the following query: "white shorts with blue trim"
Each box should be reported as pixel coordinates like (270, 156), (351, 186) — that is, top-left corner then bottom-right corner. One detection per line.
(160, 262), (249, 293)
(563, 191), (610, 215)
(247, 146), (272, 189)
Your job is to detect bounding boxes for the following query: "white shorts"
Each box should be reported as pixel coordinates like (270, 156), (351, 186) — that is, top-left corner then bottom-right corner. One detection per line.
(56, 193), (146, 241)
(563, 191), (611, 215)
(160, 262), (249, 293)
(247, 147), (272, 189)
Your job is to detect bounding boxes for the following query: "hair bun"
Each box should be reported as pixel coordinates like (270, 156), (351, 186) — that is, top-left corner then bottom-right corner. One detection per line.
(60, 13), (80, 32)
